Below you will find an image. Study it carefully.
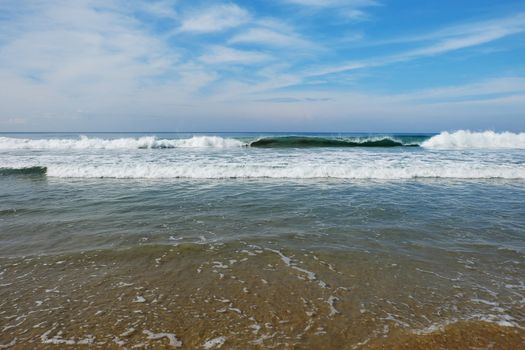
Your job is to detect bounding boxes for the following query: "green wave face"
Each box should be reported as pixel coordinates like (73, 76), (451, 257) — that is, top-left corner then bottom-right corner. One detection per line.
(249, 136), (418, 148)
(0, 166), (47, 176)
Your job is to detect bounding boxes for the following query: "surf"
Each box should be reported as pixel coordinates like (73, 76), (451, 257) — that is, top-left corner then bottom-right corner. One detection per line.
(0, 135), (246, 150)
(9, 163), (521, 179)
(0, 130), (524, 151)
(422, 130), (525, 149)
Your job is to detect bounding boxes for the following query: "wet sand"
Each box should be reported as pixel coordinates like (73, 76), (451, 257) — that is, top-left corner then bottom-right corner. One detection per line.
(1, 243), (523, 349)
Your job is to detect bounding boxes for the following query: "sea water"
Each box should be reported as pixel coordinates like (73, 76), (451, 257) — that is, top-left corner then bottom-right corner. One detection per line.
(0, 131), (524, 348)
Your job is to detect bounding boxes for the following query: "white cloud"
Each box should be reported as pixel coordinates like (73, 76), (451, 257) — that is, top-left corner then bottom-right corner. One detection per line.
(199, 46), (272, 64)
(283, 0), (379, 21)
(304, 62), (367, 77)
(0, 0), (217, 130)
(401, 32), (509, 58)
(140, 1), (178, 19)
(229, 27), (313, 48)
(284, 0), (378, 7)
(179, 3), (250, 33)
(304, 12), (525, 77)
(375, 12), (525, 46)
(0, 2), (176, 88)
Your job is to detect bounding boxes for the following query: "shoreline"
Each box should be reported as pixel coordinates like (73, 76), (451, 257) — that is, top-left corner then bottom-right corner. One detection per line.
(1, 243), (523, 349)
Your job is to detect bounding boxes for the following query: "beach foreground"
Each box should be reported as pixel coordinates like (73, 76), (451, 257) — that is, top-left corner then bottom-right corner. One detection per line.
(1, 243), (523, 349)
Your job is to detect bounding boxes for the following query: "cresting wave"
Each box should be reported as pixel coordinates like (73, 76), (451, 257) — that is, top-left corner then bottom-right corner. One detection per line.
(0, 131), (524, 150)
(249, 136), (415, 147)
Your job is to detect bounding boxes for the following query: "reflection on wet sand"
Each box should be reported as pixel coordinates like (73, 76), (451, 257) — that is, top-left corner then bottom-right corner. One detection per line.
(0, 242), (523, 349)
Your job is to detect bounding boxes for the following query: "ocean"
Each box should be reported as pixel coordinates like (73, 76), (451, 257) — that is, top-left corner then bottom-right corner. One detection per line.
(0, 131), (524, 349)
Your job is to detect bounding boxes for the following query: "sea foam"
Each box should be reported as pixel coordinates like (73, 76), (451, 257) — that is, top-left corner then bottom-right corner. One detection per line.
(0, 136), (245, 150)
(33, 163), (525, 179)
(422, 130), (525, 149)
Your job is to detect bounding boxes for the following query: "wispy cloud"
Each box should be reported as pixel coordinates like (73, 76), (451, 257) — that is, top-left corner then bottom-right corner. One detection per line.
(283, 0), (379, 20)
(178, 3), (250, 33)
(140, 0), (178, 19)
(375, 12), (525, 46)
(305, 12), (525, 77)
(229, 27), (314, 48)
(199, 46), (272, 64)
(283, 0), (378, 8)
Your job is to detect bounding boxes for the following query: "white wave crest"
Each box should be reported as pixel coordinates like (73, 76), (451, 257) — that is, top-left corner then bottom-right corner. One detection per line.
(37, 163), (525, 179)
(422, 130), (525, 149)
(0, 136), (246, 150)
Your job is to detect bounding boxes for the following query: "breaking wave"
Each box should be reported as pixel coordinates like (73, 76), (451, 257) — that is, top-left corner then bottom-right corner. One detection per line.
(0, 135), (419, 150)
(248, 131), (525, 149)
(0, 131), (524, 151)
(0, 136), (245, 150)
(422, 131), (525, 149)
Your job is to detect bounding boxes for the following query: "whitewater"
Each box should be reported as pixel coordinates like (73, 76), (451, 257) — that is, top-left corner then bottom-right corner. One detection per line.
(0, 135), (246, 150)
(1, 130), (525, 150)
(0, 131), (524, 180)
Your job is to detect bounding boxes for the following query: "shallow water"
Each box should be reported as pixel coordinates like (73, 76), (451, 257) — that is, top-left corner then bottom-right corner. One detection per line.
(0, 132), (524, 348)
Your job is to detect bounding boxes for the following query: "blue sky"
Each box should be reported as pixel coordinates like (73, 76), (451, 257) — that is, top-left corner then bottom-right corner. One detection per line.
(0, 0), (524, 132)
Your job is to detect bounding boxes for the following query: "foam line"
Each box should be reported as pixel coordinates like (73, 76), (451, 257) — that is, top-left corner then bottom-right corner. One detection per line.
(422, 130), (525, 149)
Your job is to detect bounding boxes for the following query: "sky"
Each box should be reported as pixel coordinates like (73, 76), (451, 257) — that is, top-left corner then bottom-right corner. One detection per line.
(0, 0), (524, 132)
